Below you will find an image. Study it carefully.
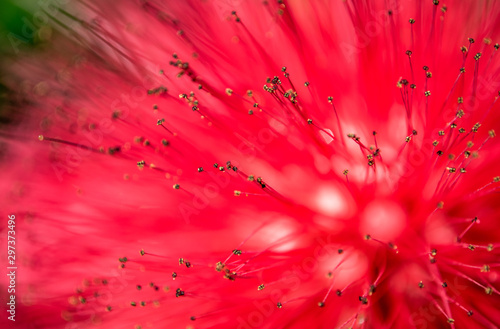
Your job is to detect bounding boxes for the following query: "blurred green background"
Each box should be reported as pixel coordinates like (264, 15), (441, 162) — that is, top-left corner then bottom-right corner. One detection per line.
(0, 0), (36, 52)
(0, 0), (36, 126)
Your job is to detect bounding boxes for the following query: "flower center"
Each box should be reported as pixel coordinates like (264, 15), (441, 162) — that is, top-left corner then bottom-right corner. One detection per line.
(360, 199), (407, 241)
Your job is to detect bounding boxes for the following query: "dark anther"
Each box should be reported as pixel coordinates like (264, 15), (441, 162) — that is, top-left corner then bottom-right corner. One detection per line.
(176, 288), (185, 297)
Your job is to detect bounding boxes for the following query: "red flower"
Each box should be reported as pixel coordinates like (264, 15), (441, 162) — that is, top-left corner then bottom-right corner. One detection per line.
(2, 1), (500, 328)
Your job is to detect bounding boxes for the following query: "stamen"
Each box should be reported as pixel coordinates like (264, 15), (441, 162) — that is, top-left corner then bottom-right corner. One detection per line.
(157, 119), (175, 135)
(456, 217), (478, 242)
(307, 119), (335, 141)
(219, 221), (273, 268)
(319, 257), (350, 305)
(337, 278), (363, 297)
(447, 297), (473, 316)
(397, 78), (412, 132)
(371, 131), (384, 164)
(139, 251), (171, 259)
(328, 96), (345, 146)
(406, 50), (416, 83)
(440, 68), (465, 114)
(448, 269), (500, 296)
(461, 243), (496, 251)
(409, 18), (415, 50)
(338, 311), (360, 329)
(276, 296), (310, 308)
(469, 176), (500, 196)
(472, 52), (482, 102)
(429, 298), (454, 328)
(233, 190), (269, 197)
(443, 259), (496, 273)
(427, 1), (440, 50)
(38, 135), (100, 153)
(429, 201), (445, 216)
(343, 169), (351, 191)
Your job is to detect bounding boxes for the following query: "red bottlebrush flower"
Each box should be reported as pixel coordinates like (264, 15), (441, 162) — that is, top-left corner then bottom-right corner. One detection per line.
(2, 0), (500, 328)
